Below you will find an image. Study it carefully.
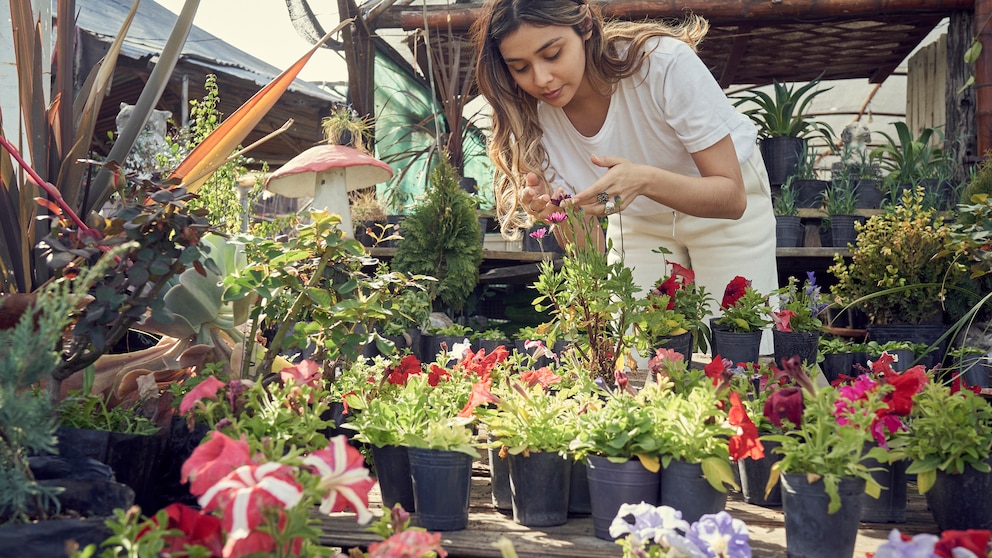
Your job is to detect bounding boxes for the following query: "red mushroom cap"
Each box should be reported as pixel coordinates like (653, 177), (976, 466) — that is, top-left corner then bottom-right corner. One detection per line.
(266, 144), (393, 198)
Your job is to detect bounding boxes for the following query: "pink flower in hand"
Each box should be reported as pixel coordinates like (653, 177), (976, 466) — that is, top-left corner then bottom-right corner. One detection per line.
(301, 435), (376, 524)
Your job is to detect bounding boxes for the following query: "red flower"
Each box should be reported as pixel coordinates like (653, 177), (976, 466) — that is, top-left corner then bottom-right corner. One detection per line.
(764, 386), (805, 429)
(721, 276), (750, 309)
(520, 366), (562, 389)
(881, 365), (928, 416)
(144, 503), (224, 556)
(181, 431), (255, 497)
(951, 375), (983, 395)
(302, 435), (376, 524)
(198, 462), (304, 558)
(728, 392), (764, 461)
(653, 262), (695, 310)
(426, 364), (452, 387)
(179, 376), (226, 416)
(933, 529), (992, 558)
(457, 379), (499, 417)
(457, 346), (511, 382)
(386, 355), (422, 385)
(279, 359), (322, 389)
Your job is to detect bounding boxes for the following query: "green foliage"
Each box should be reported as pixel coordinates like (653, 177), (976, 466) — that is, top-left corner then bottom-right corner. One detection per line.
(0, 250), (125, 522)
(392, 156), (483, 315)
(818, 336), (854, 354)
(165, 75), (263, 234)
(225, 211), (431, 377)
(821, 177), (860, 216)
(888, 381), (992, 493)
(569, 389), (666, 464)
(486, 384), (580, 455)
(41, 177), (218, 386)
(715, 284), (772, 333)
(774, 179), (800, 216)
(764, 386), (883, 514)
(871, 121), (945, 192)
(58, 379), (159, 436)
(828, 186), (964, 325)
(733, 75), (833, 140)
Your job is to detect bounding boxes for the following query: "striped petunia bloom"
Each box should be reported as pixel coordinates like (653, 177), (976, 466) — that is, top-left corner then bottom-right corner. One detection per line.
(302, 435), (375, 524)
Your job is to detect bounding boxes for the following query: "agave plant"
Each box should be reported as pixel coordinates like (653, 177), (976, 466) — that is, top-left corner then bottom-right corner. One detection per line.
(732, 74), (833, 141)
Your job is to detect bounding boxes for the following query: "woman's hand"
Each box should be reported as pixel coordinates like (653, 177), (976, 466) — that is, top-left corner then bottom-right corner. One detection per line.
(520, 172), (567, 221)
(566, 154), (645, 216)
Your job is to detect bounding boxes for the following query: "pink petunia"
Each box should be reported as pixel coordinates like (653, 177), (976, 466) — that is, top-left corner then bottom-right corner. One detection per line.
(198, 462), (304, 558)
(367, 530), (448, 558)
(279, 359), (322, 389)
(181, 431), (255, 497)
(458, 379), (499, 417)
(772, 309), (796, 332)
(301, 435), (376, 524)
(179, 376), (226, 416)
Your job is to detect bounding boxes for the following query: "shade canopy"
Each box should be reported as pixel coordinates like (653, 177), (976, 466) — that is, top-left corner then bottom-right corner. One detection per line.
(265, 144), (393, 198)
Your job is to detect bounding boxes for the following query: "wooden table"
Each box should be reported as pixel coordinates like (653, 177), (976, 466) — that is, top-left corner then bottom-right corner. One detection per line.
(317, 461), (939, 558)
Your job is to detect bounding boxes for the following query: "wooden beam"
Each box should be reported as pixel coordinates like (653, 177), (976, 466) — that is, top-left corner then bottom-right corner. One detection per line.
(377, 0), (975, 31)
(976, 0), (992, 156)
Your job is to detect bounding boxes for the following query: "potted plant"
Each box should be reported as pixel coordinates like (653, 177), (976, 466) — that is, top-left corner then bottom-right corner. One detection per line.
(821, 174), (862, 248)
(819, 336), (857, 383)
(944, 345), (991, 388)
(771, 273), (828, 367)
(888, 380), (992, 531)
(774, 177), (804, 248)
(481, 381), (580, 527)
(349, 187), (389, 247)
(763, 379), (886, 558)
(828, 186), (964, 364)
(643, 251), (715, 355)
(392, 154), (484, 318)
(871, 121), (946, 207)
(786, 143), (831, 209)
(733, 75), (833, 186)
(711, 276), (772, 365)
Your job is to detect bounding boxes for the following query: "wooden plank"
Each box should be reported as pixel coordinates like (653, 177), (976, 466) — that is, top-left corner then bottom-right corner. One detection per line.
(317, 472), (940, 558)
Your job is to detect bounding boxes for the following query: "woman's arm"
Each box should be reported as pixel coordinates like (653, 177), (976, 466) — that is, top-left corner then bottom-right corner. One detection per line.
(566, 135), (747, 219)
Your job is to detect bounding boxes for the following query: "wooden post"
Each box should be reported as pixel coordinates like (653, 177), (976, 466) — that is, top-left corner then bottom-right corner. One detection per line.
(337, 0), (377, 147)
(976, 0), (992, 156)
(947, 11), (978, 172)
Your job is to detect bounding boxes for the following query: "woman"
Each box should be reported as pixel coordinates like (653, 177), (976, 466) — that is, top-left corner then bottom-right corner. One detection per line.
(472, 0), (778, 352)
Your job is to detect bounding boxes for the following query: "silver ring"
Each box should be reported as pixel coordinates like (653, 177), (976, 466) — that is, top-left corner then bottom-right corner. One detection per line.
(604, 199), (618, 215)
(596, 192), (610, 204)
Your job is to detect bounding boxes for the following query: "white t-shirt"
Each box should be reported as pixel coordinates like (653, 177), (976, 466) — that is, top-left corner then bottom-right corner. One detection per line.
(537, 36), (758, 216)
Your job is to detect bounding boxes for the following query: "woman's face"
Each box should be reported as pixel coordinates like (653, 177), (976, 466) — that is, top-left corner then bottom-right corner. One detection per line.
(498, 23), (590, 109)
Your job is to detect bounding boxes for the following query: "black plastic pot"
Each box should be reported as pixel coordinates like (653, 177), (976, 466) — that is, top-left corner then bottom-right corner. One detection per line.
(775, 215), (804, 248)
(508, 451), (571, 527)
(488, 441), (512, 512)
(821, 352), (854, 383)
(781, 473), (865, 558)
(568, 458), (591, 516)
(772, 330), (820, 368)
(866, 323), (950, 370)
(586, 455), (661, 541)
(738, 440), (783, 507)
(371, 444), (415, 513)
(408, 447), (473, 531)
(659, 459), (727, 523)
(830, 214), (861, 248)
(860, 450), (907, 523)
(760, 137), (807, 186)
(710, 320), (762, 365)
(926, 460), (992, 531)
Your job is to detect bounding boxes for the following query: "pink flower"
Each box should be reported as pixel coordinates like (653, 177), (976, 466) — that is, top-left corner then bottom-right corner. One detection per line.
(301, 435), (376, 524)
(198, 462), (304, 558)
(367, 530), (448, 558)
(458, 379), (499, 417)
(546, 211), (567, 224)
(529, 227), (549, 240)
(772, 309), (796, 332)
(179, 376), (226, 416)
(279, 359), (322, 389)
(764, 386), (805, 429)
(520, 366), (562, 389)
(181, 431), (255, 497)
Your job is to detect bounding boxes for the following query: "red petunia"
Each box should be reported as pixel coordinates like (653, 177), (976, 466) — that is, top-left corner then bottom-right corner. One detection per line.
(386, 355), (422, 385)
(302, 435), (376, 524)
(457, 379), (499, 417)
(881, 365), (928, 416)
(728, 392), (764, 461)
(427, 364), (452, 387)
(143, 503), (224, 556)
(764, 386), (805, 429)
(721, 276), (750, 309)
(933, 529), (992, 558)
(458, 346), (511, 382)
(520, 367), (562, 389)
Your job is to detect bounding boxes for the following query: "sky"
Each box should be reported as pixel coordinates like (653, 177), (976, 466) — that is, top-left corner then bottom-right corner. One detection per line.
(157, 0), (350, 84)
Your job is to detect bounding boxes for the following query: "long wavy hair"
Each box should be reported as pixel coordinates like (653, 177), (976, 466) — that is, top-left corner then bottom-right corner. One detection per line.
(471, 0), (709, 239)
